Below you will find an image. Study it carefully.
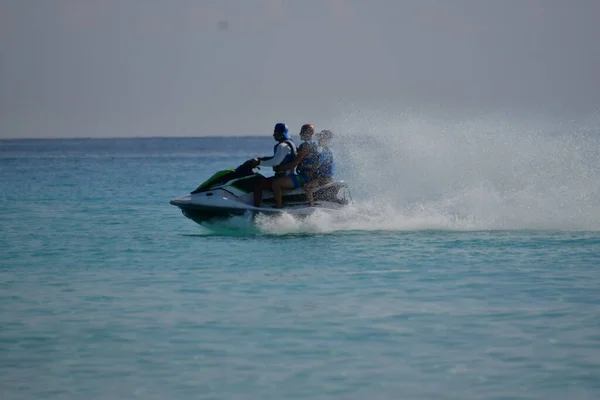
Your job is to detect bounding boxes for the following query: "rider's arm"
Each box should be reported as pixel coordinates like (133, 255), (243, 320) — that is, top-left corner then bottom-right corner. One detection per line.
(259, 143), (292, 167)
(275, 147), (308, 171)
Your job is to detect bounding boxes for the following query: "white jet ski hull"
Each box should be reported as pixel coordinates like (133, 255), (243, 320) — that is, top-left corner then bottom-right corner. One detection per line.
(169, 161), (351, 226)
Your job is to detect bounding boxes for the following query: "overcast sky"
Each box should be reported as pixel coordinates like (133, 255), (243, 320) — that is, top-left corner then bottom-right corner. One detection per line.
(1, 0), (599, 138)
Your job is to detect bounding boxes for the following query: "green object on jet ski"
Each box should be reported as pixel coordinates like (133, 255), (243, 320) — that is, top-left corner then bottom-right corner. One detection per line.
(197, 169), (235, 190)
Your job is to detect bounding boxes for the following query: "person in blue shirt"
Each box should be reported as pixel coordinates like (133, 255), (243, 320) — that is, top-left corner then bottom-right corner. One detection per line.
(251, 123), (297, 207)
(303, 129), (335, 206)
(316, 130), (335, 180)
(271, 124), (320, 208)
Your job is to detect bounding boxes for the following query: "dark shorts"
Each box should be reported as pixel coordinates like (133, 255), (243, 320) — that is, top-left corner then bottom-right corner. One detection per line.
(290, 174), (309, 189)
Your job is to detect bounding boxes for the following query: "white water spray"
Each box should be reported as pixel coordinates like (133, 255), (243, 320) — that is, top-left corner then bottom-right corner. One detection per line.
(333, 110), (600, 230)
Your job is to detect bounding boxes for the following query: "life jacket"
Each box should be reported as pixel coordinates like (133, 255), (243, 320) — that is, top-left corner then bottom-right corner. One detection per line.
(317, 148), (335, 178)
(296, 140), (320, 177)
(273, 139), (297, 176)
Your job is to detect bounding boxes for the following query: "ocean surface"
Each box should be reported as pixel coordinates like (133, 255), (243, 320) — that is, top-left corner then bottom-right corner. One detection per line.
(1, 133), (600, 399)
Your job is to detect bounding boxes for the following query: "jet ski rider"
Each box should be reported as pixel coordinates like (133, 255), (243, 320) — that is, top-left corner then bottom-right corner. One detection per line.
(303, 129), (335, 206)
(251, 123), (297, 207)
(271, 123), (320, 208)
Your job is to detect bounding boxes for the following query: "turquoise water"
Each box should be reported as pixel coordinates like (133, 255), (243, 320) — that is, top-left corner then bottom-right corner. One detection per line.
(1, 137), (600, 399)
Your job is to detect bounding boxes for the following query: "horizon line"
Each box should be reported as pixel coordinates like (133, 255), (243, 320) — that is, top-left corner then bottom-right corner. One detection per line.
(0, 135), (273, 141)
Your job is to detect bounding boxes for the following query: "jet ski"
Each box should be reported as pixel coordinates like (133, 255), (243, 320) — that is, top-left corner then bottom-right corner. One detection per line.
(169, 159), (352, 225)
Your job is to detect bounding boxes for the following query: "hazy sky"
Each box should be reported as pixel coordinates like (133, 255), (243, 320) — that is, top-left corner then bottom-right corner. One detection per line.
(1, 0), (600, 138)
